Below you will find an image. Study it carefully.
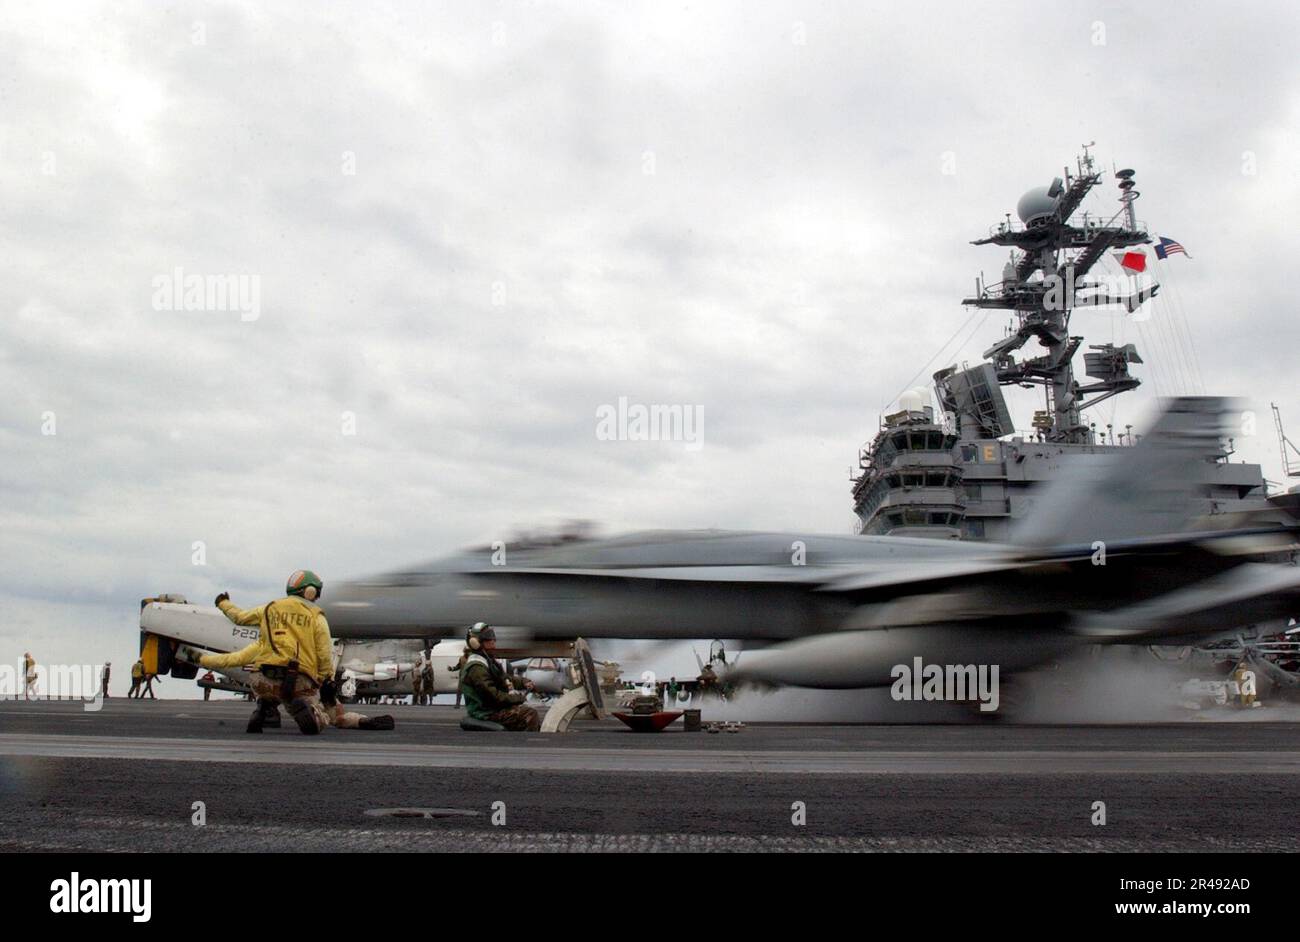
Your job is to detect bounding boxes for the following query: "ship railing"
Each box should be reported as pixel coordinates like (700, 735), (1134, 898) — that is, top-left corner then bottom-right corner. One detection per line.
(981, 215), (1150, 240)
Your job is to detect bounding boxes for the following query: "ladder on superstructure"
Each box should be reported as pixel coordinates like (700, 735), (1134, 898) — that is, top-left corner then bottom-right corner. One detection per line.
(1271, 403), (1300, 478)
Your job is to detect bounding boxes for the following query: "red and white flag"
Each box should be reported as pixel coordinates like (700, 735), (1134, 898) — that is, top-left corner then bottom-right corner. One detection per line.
(1115, 251), (1147, 274)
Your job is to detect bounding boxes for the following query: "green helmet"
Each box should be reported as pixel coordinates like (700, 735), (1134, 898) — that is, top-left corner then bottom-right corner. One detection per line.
(286, 569), (323, 598)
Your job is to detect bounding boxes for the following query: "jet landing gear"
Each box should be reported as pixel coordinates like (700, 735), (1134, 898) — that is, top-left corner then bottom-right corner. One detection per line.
(539, 639), (608, 733)
(957, 673), (1019, 722)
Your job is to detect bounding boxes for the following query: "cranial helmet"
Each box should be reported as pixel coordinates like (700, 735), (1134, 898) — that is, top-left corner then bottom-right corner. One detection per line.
(287, 569), (323, 598)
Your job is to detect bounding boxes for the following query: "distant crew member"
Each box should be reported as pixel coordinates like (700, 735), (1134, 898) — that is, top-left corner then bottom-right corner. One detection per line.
(458, 623), (540, 731)
(128, 659), (144, 698)
(185, 570), (395, 734)
(201, 670), (216, 701)
(412, 653), (428, 705)
(451, 651), (467, 707)
(1231, 661), (1259, 708)
(100, 662), (111, 699)
(23, 653), (37, 700)
(420, 653), (436, 704)
(697, 662), (718, 695)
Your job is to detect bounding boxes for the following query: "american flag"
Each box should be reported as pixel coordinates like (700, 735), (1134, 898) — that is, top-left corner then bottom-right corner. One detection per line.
(1155, 236), (1188, 259)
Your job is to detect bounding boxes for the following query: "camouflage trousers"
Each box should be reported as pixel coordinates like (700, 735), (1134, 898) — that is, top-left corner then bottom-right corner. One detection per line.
(486, 704), (541, 732)
(249, 673), (364, 732)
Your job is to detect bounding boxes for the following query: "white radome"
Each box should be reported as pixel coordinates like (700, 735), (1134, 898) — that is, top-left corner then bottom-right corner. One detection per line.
(1016, 186), (1059, 226)
(898, 389), (926, 413)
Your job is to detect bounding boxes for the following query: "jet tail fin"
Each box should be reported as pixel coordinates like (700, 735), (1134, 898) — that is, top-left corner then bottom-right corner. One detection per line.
(1013, 397), (1236, 548)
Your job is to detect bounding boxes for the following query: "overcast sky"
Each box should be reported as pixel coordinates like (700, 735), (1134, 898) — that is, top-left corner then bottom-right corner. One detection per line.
(2, 0), (1298, 688)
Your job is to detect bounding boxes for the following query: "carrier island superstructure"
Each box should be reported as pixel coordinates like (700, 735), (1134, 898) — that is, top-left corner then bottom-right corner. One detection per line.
(852, 148), (1270, 541)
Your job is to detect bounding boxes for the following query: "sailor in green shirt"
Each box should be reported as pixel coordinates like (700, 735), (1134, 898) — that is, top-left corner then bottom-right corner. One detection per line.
(458, 623), (540, 731)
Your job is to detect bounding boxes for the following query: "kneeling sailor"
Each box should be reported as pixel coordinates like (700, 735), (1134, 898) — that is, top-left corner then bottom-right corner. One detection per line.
(185, 569), (395, 734)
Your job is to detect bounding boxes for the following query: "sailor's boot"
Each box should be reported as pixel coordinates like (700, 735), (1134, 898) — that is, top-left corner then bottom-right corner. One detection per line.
(260, 700), (282, 728)
(359, 715), (395, 730)
(246, 699), (280, 733)
(287, 698), (323, 735)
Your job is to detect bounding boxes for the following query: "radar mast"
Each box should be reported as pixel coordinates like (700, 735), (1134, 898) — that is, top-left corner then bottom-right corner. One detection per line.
(959, 145), (1154, 443)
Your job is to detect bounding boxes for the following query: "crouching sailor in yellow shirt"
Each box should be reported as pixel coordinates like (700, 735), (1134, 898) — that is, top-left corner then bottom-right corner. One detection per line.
(182, 569), (395, 735)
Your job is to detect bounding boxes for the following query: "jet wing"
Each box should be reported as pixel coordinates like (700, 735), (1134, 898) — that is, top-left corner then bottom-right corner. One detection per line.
(1073, 562), (1300, 640)
(460, 522), (1298, 631)
(462, 565), (836, 584)
(816, 557), (1032, 594)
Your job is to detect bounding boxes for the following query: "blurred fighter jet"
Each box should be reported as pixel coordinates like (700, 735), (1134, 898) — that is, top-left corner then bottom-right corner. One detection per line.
(144, 399), (1300, 691)
(313, 398), (1300, 689)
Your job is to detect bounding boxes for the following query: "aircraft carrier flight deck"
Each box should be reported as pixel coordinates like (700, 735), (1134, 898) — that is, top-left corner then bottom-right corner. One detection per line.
(3, 699), (1298, 853)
